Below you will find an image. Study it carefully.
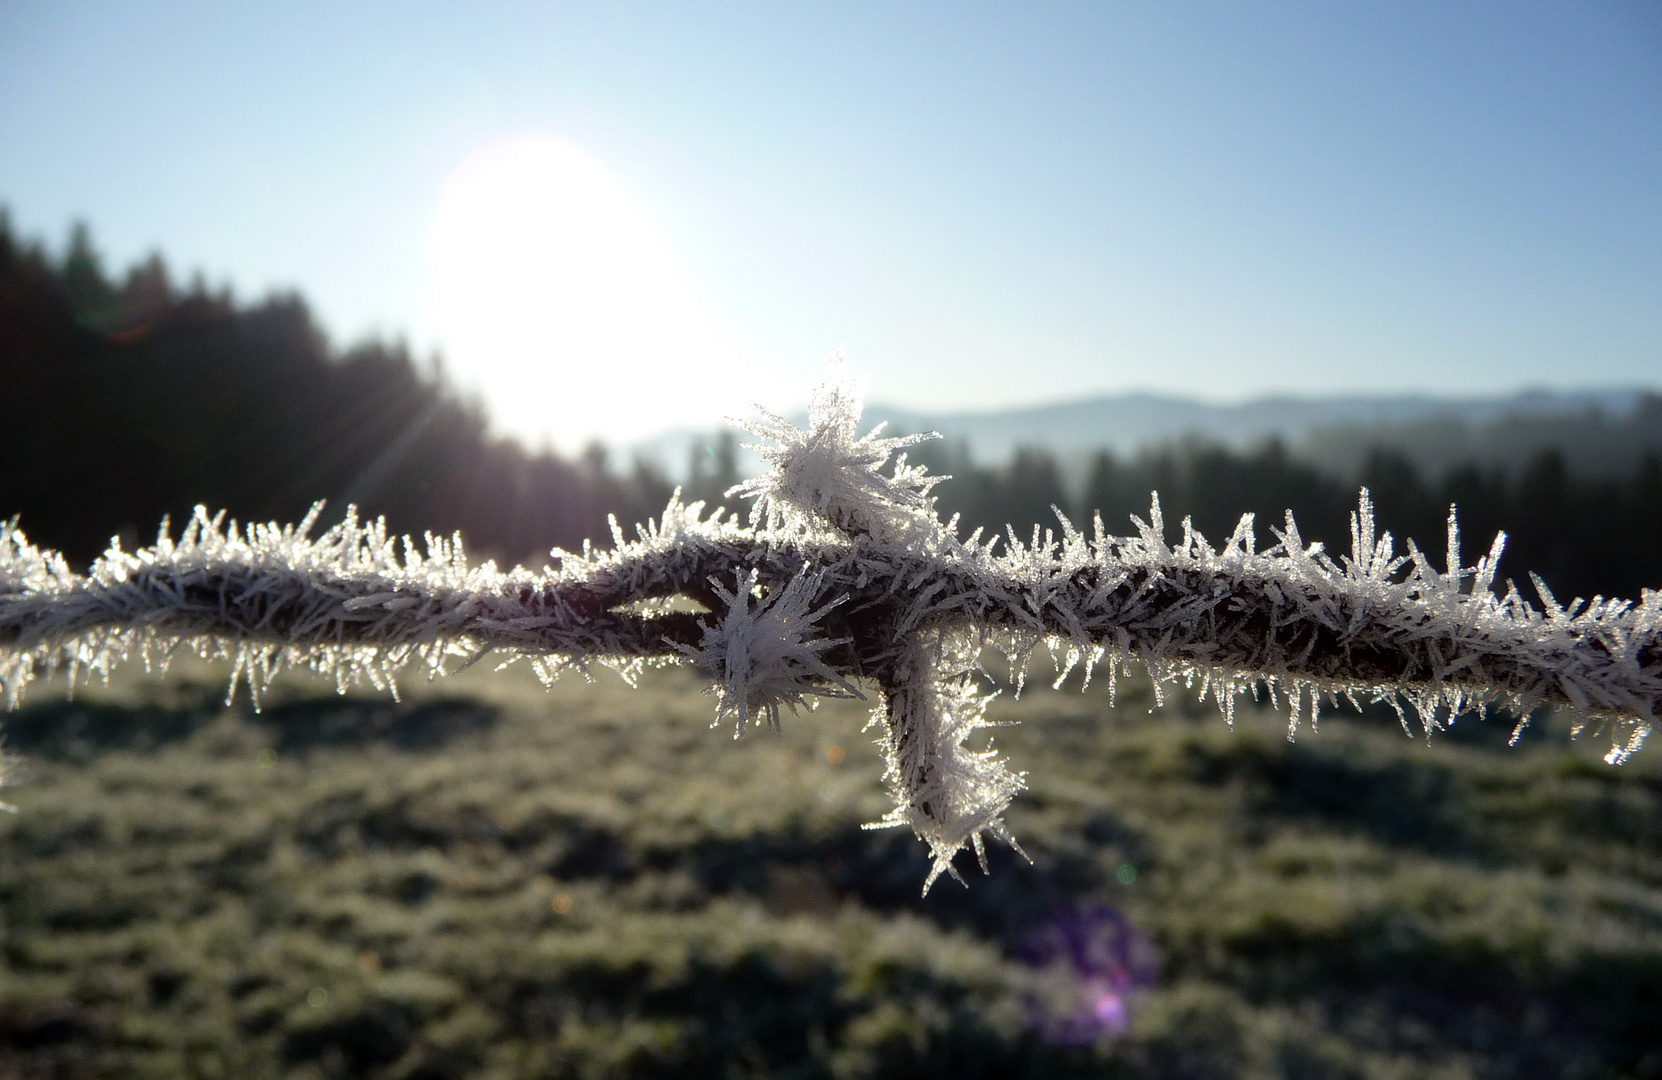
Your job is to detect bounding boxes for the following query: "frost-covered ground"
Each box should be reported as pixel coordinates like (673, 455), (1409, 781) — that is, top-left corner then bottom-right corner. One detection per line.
(1, 659), (1658, 1080)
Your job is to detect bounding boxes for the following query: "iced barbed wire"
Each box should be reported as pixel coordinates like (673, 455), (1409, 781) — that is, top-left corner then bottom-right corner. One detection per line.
(675, 566), (861, 736)
(865, 633), (1028, 894)
(2, 370), (1660, 888)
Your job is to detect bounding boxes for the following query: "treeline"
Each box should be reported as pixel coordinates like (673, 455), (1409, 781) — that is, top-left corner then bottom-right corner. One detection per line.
(1299, 395), (1662, 483)
(3, 217), (1657, 601)
(911, 437), (1662, 603)
(0, 218), (674, 569)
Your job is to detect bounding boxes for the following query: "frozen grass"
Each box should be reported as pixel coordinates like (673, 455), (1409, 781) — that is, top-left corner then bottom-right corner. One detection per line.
(0, 659), (1658, 1079)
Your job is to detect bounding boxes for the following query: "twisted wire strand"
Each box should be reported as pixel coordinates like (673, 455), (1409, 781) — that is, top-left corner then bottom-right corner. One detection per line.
(5, 493), (1655, 742)
(4, 368), (1657, 882)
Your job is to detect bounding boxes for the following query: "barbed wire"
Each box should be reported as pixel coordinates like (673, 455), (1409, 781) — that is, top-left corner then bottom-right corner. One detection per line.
(3, 365), (1657, 889)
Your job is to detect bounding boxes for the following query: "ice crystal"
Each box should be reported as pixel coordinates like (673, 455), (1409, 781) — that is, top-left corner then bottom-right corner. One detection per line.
(864, 636), (1029, 894)
(2, 363), (1659, 889)
(728, 357), (944, 542)
(677, 567), (861, 735)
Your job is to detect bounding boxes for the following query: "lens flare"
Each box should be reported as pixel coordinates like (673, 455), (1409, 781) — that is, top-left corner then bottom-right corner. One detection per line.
(1018, 904), (1158, 1043)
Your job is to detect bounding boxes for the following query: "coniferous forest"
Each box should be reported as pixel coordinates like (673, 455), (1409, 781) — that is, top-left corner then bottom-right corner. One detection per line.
(0, 218), (674, 571)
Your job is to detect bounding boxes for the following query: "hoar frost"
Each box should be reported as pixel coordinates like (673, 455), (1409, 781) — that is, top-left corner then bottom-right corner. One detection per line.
(727, 357), (944, 544)
(676, 567), (860, 736)
(2, 365), (1660, 891)
(864, 635), (1029, 894)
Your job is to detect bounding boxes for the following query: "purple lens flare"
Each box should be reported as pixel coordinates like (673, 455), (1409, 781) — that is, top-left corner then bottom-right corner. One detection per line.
(1017, 904), (1158, 1043)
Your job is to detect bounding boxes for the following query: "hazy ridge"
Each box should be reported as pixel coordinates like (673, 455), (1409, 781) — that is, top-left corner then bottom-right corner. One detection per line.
(635, 387), (1657, 481)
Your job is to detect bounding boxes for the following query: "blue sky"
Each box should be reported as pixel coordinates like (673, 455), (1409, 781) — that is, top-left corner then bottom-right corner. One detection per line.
(2, 2), (1658, 447)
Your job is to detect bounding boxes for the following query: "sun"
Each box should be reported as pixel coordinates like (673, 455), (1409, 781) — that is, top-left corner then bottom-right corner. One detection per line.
(432, 135), (740, 450)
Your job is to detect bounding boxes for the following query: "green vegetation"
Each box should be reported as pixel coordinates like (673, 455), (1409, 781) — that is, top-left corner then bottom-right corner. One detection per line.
(2, 662), (1658, 1079)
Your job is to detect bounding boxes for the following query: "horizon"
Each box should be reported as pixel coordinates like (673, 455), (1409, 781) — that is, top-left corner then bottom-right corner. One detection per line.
(4, 3), (1659, 448)
(863, 383), (1653, 418)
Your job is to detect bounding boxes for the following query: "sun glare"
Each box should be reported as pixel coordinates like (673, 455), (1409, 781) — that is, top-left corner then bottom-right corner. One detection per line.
(432, 135), (742, 450)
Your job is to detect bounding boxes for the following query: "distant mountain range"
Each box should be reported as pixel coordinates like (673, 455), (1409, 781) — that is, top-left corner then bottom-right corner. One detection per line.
(632, 387), (1657, 482)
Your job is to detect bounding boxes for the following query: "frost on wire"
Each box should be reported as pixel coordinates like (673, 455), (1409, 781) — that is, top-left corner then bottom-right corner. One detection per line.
(1, 362), (1658, 887)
